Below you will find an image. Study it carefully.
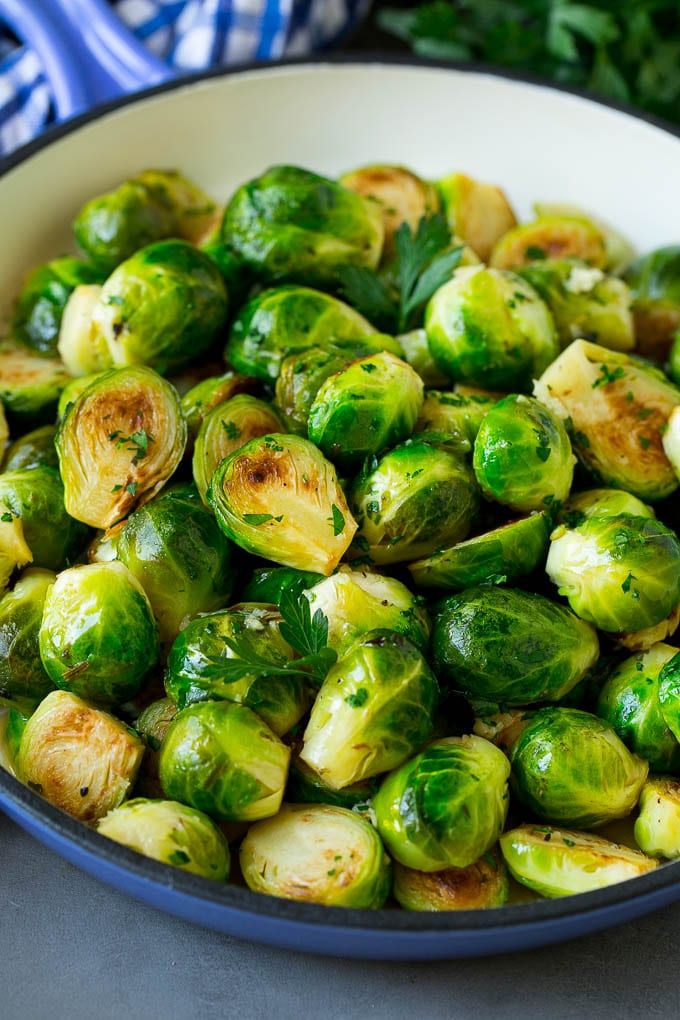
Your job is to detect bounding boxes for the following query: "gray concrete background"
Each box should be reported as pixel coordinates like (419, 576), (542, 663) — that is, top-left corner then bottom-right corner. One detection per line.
(1, 812), (678, 1019)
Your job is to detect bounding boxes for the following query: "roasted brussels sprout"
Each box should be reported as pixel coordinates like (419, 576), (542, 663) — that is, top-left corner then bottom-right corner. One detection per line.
(240, 803), (391, 908)
(432, 586), (598, 705)
(164, 604), (309, 736)
(393, 849), (509, 911)
(546, 514), (680, 633)
(0, 569), (55, 707)
(350, 436), (479, 564)
(56, 366), (186, 529)
(559, 487), (654, 526)
(286, 753), (377, 809)
(241, 566), (323, 606)
(308, 351), (424, 469)
(500, 825), (655, 897)
(510, 707), (648, 827)
(39, 562), (158, 704)
(98, 798), (231, 880)
(159, 700), (290, 822)
(0, 466), (89, 571)
(0, 513), (31, 593)
(425, 267), (558, 391)
(490, 215), (607, 270)
(534, 339), (680, 501)
(13, 256), (106, 356)
(300, 630), (438, 789)
(73, 169), (217, 271)
(57, 285), (110, 376)
(134, 697), (178, 798)
(409, 512), (550, 591)
(340, 164), (439, 254)
(415, 389), (496, 447)
(15, 689), (144, 821)
(0, 343), (70, 425)
(624, 246), (680, 359)
(3, 425), (58, 473)
(634, 776), (680, 858)
(221, 166), (384, 285)
(208, 433), (356, 574)
(180, 371), (257, 439)
(304, 568), (430, 654)
(374, 736), (509, 871)
(192, 395), (283, 503)
(436, 172), (516, 262)
(473, 395), (574, 512)
(398, 328), (449, 387)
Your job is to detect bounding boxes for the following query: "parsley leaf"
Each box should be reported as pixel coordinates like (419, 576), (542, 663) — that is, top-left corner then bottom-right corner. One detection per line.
(242, 513), (283, 526)
(330, 503), (345, 537)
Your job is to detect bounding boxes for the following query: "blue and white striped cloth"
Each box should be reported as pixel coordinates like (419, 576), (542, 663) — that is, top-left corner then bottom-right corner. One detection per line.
(0, 0), (368, 155)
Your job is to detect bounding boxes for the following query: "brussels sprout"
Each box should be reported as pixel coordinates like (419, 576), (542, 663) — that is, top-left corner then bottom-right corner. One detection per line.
(517, 259), (634, 351)
(0, 569), (55, 707)
(91, 240), (228, 374)
(221, 165), (384, 285)
(192, 395), (283, 503)
(559, 487), (655, 526)
(164, 604), (309, 736)
(15, 689), (144, 821)
(533, 202), (636, 275)
(300, 630), (438, 789)
(350, 437), (478, 564)
(432, 586), (598, 705)
(490, 215), (607, 270)
(546, 514), (680, 633)
(398, 329), (449, 387)
(436, 172), (516, 262)
(409, 512), (550, 591)
(510, 707), (648, 827)
(3, 706), (28, 767)
(57, 286), (110, 376)
(134, 697), (178, 798)
(159, 700), (290, 822)
(596, 644), (680, 772)
(393, 848), (509, 911)
(3, 425), (58, 473)
(304, 568), (431, 654)
(180, 371), (256, 439)
(624, 246), (680, 359)
(39, 562), (158, 704)
(374, 736), (509, 871)
(73, 169), (217, 271)
(98, 797), (230, 880)
(56, 366), (187, 529)
(415, 389), (496, 448)
(241, 566), (323, 606)
(240, 803), (391, 908)
(286, 754), (377, 809)
(13, 256), (106, 356)
(534, 339), (680, 501)
(658, 651), (680, 742)
(500, 825), (656, 898)
(425, 267), (558, 392)
(0, 513), (31, 593)
(101, 485), (234, 643)
(308, 351), (423, 469)
(340, 164), (439, 254)
(208, 434), (356, 575)
(634, 776), (680, 858)
(0, 344), (70, 425)
(0, 466), (89, 571)
(473, 395), (574, 512)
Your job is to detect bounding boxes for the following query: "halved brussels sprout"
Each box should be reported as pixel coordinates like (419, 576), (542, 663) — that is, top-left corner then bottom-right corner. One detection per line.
(624, 246), (680, 359)
(546, 514), (680, 633)
(432, 586), (598, 704)
(425, 267), (558, 392)
(534, 339), (680, 501)
(241, 566), (323, 606)
(500, 825), (655, 898)
(0, 343), (71, 425)
(415, 389), (496, 447)
(596, 643), (680, 772)
(340, 164), (439, 254)
(159, 700), (290, 822)
(659, 651), (680, 742)
(533, 202), (635, 274)
(350, 436), (478, 564)
(559, 487), (655, 527)
(308, 351), (424, 469)
(73, 169), (217, 271)
(100, 485), (234, 643)
(39, 562), (158, 704)
(13, 256), (106, 356)
(286, 753), (377, 809)
(0, 513), (32, 593)
(301, 629), (438, 789)
(221, 165), (384, 285)
(57, 286), (110, 376)
(490, 215), (607, 270)
(192, 395), (283, 503)
(56, 365), (187, 529)
(91, 240), (228, 374)
(180, 371), (257, 439)
(15, 689), (144, 821)
(0, 569), (55, 707)
(98, 797), (230, 880)
(437, 172), (516, 262)
(510, 707), (648, 827)
(208, 434), (356, 575)
(473, 395), (574, 512)
(164, 604), (309, 736)
(409, 512), (550, 591)
(393, 849), (509, 911)
(398, 329), (449, 387)
(0, 466), (89, 571)
(304, 568), (430, 654)
(517, 259), (634, 351)
(374, 736), (509, 871)
(134, 696), (178, 798)
(3, 425), (58, 472)
(240, 803), (391, 908)
(634, 776), (680, 858)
